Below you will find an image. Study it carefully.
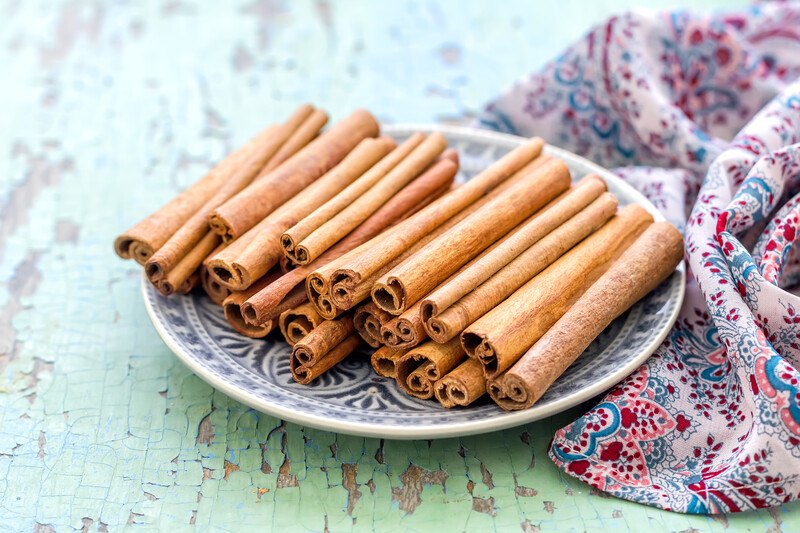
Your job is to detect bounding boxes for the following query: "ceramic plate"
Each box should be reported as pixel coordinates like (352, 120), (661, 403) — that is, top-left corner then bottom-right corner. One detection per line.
(142, 124), (685, 439)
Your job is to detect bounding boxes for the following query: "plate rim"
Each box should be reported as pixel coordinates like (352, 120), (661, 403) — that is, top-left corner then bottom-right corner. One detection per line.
(141, 123), (686, 440)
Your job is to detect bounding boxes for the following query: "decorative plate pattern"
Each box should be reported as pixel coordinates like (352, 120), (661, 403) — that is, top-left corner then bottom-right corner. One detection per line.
(142, 125), (685, 439)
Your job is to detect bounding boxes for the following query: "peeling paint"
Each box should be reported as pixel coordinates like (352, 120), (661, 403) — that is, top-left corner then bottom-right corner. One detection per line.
(341, 463), (361, 516)
(392, 464), (448, 514)
(471, 495), (496, 516)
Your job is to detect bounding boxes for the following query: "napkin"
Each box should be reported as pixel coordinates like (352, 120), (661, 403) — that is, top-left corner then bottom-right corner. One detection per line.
(479, 2), (800, 513)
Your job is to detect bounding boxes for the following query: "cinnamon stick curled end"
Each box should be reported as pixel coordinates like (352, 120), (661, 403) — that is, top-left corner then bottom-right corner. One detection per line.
(354, 302), (392, 348)
(370, 346), (409, 378)
(434, 358), (486, 408)
(115, 234), (155, 265)
(223, 295), (275, 338)
(290, 335), (361, 385)
(279, 302), (324, 346)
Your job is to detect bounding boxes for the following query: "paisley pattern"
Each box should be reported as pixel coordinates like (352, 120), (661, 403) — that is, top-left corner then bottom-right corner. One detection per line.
(480, 2), (800, 514)
(143, 125), (684, 438)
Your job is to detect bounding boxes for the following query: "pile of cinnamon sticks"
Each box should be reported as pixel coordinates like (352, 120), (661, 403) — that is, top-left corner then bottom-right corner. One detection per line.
(116, 104), (683, 412)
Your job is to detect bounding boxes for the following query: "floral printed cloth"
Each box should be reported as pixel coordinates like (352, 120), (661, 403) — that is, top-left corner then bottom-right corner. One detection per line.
(479, 3), (800, 513)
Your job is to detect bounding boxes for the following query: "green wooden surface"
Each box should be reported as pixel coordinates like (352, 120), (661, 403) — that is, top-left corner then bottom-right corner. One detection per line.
(2, 0), (798, 531)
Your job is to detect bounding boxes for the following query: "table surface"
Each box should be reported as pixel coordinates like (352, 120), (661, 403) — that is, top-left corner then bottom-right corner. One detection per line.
(2, 0), (798, 531)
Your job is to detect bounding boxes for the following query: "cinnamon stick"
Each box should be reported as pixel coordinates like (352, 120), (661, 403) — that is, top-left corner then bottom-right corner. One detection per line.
(310, 137), (545, 304)
(144, 107), (320, 282)
(280, 133), (427, 260)
(379, 215), (542, 348)
(320, 154), (554, 313)
(200, 242), (231, 305)
(461, 204), (653, 379)
(395, 338), (465, 399)
(434, 358), (486, 408)
(354, 302), (392, 348)
(241, 149), (457, 325)
(208, 109), (380, 242)
(208, 137), (395, 290)
(222, 270), (306, 338)
(205, 217), (268, 288)
(155, 231), (220, 296)
(308, 158), (461, 311)
(420, 175), (606, 329)
(292, 315), (355, 367)
(279, 255), (294, 273)
(489, 222), (684, 410)
(370, 346), (410, 378)
(371, 159), (571, 315)
(201, 265), (231, 306)
(314, 293), (343, 321)
(286, 134), (448, 264)
(279, 302), (324, 346)
(258, 108), (329, 175)
(177, 271), (200, 294)
(290, 335), (361, 385)
(425, 190), (618, 343)
(114, 116), (286, 265)
(380, 299), (426, 348)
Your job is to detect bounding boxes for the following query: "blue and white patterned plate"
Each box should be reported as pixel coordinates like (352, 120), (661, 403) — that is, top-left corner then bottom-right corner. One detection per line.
(142, 125), (685, 439)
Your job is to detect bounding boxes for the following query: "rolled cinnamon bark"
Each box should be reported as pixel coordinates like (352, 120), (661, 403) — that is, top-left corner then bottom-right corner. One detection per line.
(370, 346), (410, 378)
(406, 363), (436, 399)
(425, 191), (619, 343)
(323, 213), (459, 312)
(314, 293), (343, 320)
(280, 133), (427, 260)
(434, 358), (486, 408)
(200, 242), (231, 305)
(257, 109), (329, 175)
(279, 302), (324, 346)
(311, 137), (545, 303)
(223, 271), (306, 338)
(209, 137), (395, 290)
(114, 118), (281, 265)
(380, 299), (427, 348)
(279, 255), (294, 273)
(209, 109), (380, 242)
(461, 204), (653, 379)
(201, 265), (231, 305)
(177, 271), (200, 294)
(290, 335), (361, 385)
(287, 134), (448, 264)
(155, 231), (220, 296)
(321, 154), (554, 313)
(144, 108), (321, 282)
(205, 218), (267, 288)
(420, 175), (606, 330)
(378, 214), (540, 348)
(489, 222), (684, 410)
(283, 148), (457, 269)
(293, 315), (355, 367)
(240, 150), (456, 325)
(354, 302), (393, 348)
(372, 159), (571, 315)
(395, 338), (465, 399)
(308, 158), (461, 312)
